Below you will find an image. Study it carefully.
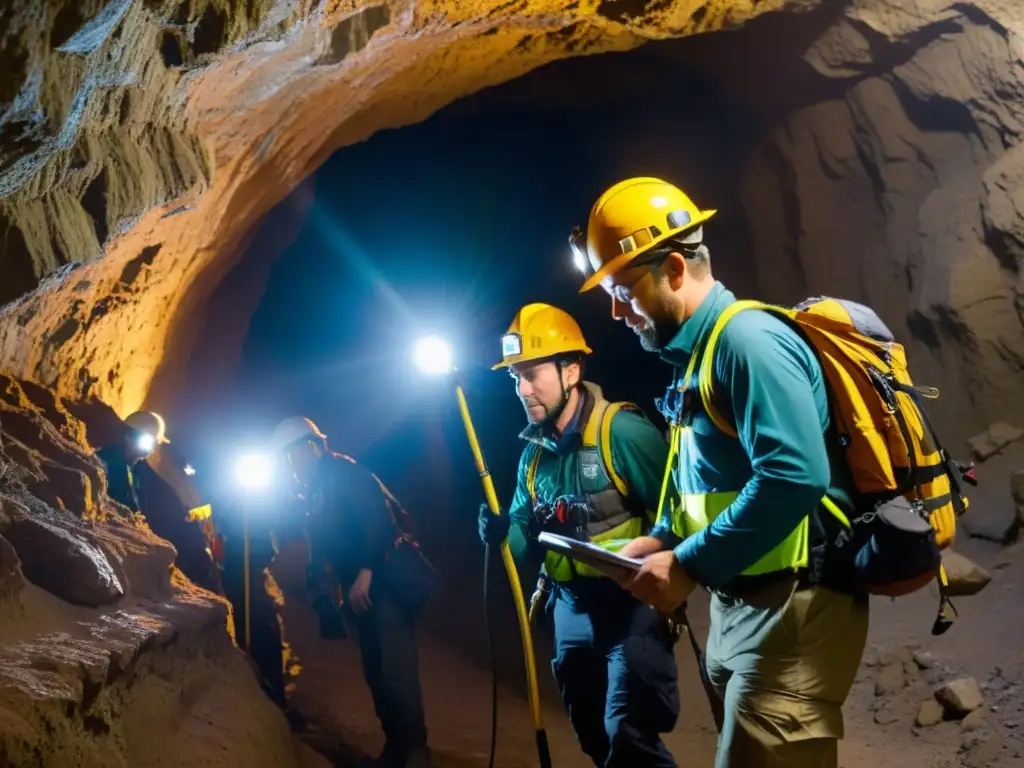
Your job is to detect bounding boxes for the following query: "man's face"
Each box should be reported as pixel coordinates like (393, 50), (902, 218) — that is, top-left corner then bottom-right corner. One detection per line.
(510, 359), (576, 425)
(286, 441), (319, 486)
(605, 260), (680, 352)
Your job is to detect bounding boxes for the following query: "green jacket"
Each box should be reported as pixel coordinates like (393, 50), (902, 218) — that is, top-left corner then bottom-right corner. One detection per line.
(507, 382), (669, 575)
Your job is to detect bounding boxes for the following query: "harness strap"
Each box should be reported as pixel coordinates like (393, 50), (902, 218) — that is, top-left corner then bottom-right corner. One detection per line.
(599, 402), (630, 497)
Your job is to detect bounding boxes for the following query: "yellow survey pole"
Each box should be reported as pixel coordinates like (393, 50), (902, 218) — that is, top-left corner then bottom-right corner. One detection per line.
(453, 383), (551, 767)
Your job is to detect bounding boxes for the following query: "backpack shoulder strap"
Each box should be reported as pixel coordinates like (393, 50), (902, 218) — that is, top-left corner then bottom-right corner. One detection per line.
(581, 397), (609, 449)
(585, 399), (642, 498)
(698, 299), (792, 439)
(525, 444), (542, 506)
(600, 402), (635, 497)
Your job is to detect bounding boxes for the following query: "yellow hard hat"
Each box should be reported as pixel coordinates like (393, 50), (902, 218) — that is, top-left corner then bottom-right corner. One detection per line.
(492, 303), (592, 371)
(124, 411), (170, 444)
(573, 177), (717, 293)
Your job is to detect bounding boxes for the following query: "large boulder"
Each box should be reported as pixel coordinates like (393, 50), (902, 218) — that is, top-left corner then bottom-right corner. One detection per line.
(1, 499), (124, 608)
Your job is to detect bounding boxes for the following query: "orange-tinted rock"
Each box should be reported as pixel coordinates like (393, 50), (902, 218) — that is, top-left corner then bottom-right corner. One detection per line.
(2, 501), (125, 608)
(0, 0), (810, 423)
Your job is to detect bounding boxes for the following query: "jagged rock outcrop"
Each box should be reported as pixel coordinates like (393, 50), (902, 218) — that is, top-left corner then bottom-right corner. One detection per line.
(0, 375), (302, 766)
(0, 0), (811, 421)
(1, 2), (1024, 765)
(735, 0), (1024, 439)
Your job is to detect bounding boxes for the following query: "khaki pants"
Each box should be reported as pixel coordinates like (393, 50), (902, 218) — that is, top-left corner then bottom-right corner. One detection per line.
(706, 577), (869, 768)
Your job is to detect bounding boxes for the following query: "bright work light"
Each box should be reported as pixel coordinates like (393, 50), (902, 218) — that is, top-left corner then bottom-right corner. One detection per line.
(414, 336), (453, 375)
(234, 453), (272, 492)
(571, 246), (588, 275)
(137, 433), (156, 452)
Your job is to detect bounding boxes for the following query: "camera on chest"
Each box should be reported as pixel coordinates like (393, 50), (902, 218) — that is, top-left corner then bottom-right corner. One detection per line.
(531, 494), (592, 541)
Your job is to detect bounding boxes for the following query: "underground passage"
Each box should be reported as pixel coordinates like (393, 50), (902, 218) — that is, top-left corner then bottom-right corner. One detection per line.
(1, 1), (1023, 767)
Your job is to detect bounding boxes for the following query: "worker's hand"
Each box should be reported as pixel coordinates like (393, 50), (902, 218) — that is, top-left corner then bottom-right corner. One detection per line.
(618, 535), (666, 559)
(478, 503), (511, 546)
(619, 550), (697, 614)
(348, 568), (373, 615)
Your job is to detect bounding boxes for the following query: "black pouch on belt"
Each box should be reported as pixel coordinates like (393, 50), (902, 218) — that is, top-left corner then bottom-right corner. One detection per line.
(850, 496), (941, 597)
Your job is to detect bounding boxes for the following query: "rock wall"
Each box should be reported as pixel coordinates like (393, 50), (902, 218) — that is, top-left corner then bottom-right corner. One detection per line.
(734, 0), (1024, 439)
(0, 377), (301, 767)
(0, 0), (801, 423)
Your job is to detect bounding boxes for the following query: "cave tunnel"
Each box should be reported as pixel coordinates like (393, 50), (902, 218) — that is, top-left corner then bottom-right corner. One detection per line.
(1, 1), (1024, 767)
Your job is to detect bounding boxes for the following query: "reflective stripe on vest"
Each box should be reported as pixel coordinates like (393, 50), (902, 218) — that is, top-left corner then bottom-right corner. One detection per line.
(668, 426), (810, 576)
(655, 340), (813, 577)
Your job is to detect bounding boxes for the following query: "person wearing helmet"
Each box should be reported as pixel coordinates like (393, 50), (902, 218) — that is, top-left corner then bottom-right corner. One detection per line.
(96, 411), (219, 592)
(572, 177), (869, 768)
(96, 410), (170, 513)
(271, 416), (433, 768)
(478, 303), (679, 768)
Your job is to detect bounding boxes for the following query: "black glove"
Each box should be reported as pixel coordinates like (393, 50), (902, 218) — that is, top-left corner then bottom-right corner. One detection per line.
(478, 503), (511, 546)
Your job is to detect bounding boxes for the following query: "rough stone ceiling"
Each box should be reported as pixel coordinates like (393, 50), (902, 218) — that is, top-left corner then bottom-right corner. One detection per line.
(1, 0), (1022, 441)
(0, 0), (803, 418)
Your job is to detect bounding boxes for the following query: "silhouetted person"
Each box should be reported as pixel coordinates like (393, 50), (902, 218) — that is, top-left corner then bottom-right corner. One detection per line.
(271, 416), (434, 768)
(96, 411), (218, 592)
(95, 411), (160, 514)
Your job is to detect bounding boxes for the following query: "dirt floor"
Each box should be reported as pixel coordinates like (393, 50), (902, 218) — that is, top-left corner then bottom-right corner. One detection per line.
(280, 446), (1024, 768)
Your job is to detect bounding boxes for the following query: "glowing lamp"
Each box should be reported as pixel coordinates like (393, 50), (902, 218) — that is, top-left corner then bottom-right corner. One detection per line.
(414, 336), (453, 376)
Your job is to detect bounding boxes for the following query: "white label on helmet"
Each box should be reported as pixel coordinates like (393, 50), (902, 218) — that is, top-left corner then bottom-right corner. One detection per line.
(502, 333), (522, 358)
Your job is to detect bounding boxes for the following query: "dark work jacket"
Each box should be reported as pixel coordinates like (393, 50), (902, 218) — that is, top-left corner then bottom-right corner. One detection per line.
(96, 444), (141, 512)
(307, 452), (404, 591)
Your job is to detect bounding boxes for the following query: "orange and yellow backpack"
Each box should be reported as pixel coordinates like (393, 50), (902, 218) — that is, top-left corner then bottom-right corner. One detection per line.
(697, 296), (976, 635)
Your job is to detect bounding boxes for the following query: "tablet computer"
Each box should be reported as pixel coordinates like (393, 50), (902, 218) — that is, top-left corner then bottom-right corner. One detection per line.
(537, 532), (643, 580)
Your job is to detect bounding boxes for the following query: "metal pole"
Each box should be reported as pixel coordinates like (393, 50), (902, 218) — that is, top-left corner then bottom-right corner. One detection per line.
(243, 507), (252, 652)
(453, 382), (551, 768)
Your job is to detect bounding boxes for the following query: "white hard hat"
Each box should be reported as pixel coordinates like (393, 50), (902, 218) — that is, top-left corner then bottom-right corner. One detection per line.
(271, 416), (326, 453)
(124, 411), (170, 444)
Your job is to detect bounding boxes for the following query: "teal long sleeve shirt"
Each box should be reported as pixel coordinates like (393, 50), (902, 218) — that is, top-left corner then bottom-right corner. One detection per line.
(652, 282), (853, 589)
(507, 384), (670, 568)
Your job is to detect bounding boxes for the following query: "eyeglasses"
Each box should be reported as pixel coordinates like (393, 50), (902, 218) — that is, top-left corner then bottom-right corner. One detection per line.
(606, 249), (674, 304)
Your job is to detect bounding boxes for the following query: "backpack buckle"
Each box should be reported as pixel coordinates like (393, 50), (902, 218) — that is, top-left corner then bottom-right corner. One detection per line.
(656, 381), (693, 426)
(955, 461), (978, 487)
